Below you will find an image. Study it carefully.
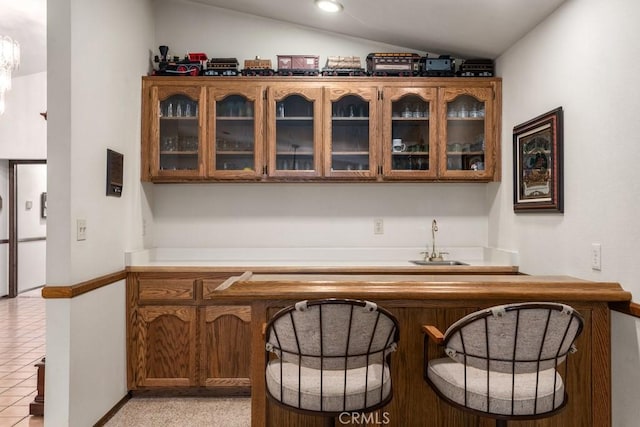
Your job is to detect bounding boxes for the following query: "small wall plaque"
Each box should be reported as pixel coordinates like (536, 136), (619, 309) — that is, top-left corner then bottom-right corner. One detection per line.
(106, 149), (124, 197)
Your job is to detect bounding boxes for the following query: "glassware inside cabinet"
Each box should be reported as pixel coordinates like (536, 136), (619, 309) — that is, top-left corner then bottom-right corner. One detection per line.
(445, 94), (486, 171)
(275, 95), (315, 171)
(215, 94), (256, 171)
(159, 94), (200, 171)
(330, 95), (370, 171)
(390, 94), (430, 171)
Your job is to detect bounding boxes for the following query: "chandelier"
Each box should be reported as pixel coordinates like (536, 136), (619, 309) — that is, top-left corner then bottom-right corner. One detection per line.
(0, 36), (21, 115)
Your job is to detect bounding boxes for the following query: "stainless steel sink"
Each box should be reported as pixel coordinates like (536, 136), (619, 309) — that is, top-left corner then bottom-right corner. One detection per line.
(410, 260), (468, 266)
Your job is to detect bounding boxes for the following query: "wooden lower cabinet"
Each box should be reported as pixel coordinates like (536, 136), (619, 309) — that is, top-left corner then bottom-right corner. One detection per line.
(128, 273), (252, 392)
(136, 305), (198, 387)
(200, 305), (252, 387)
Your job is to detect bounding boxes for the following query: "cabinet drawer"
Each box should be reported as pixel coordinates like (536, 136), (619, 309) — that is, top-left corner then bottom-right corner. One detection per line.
(138, 279), (195, 302)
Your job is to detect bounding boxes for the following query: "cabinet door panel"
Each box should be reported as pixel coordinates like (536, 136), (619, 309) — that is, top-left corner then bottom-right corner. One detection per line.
(148, 85), (206, 180)
(438, 87), (497, 180)
(267, 86), (323, 178)
(382, 87), (438, 179)
(208, 84), (264, 179)
(324, 86), (379, 179)
(136, 306), (197, 387)
(201, 306), (252, 387)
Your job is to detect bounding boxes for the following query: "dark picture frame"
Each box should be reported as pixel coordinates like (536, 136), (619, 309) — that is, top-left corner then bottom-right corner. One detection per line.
(513, 107), (563, 213)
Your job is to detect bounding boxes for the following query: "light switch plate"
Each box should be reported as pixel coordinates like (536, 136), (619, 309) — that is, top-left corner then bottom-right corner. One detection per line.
(77, 219), (87, 241)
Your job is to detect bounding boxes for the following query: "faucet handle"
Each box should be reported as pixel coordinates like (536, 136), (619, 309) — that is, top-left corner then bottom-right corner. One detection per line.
(439, 251), (449, 260)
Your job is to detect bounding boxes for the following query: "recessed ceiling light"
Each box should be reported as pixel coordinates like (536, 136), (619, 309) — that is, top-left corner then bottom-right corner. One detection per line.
(315, 0), (343, 13)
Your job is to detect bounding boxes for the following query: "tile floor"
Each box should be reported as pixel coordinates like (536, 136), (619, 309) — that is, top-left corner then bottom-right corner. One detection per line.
(0, 288), (45, 427)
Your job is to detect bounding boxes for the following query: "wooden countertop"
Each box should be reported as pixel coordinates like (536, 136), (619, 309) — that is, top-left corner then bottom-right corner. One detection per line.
(211, 273), (631, 303)
(126, 265), (519, 274)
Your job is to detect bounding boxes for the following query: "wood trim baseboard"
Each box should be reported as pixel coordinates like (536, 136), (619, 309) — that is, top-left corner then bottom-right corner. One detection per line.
(610, 301), (640, 319)
(93, 392), (131, 427)
(42, 270), (127, 299)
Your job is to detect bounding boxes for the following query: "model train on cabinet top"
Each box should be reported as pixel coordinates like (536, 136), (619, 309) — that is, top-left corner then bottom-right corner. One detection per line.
(151, 47), (494, 78)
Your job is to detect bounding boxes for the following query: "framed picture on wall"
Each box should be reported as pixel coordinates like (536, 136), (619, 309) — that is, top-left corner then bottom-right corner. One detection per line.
(513, 107), (563, 213)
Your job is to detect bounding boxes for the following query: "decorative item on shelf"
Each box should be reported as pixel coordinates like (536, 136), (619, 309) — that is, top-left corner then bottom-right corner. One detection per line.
(202, 57), (239, 76)
(152, 46), (203, 76)
(276, 55), (320, 76)
(242, 56), (274, 76)
(420, 55), (455, 77)
(366, 52), (421, 76)
(0, 35), (20, 115)
(513, 107), (563, 213)
(458, 58), (495, 77)
(321, 56), (365, 76)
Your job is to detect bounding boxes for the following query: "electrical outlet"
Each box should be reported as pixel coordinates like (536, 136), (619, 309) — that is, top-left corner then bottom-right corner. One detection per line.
(374, 218), (384, 235)
(591, 243), (601, 271)
(77, 219), (87, 241)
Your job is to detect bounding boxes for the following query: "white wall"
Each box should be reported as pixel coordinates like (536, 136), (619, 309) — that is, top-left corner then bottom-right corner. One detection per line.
(45, 0), (154, 425)
(493, 0), (640, 425)
(148, 0), (494, 252)
(0, 72), (47, 159)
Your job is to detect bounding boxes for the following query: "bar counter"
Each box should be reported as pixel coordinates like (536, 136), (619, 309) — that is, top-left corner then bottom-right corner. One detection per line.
(211, 273), (631, 427)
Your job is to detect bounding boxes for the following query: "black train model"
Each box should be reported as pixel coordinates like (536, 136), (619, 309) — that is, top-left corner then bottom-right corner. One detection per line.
(458, 58), (495, 77)
(202, 58), (240, 76)
(153, 46), (204, 76)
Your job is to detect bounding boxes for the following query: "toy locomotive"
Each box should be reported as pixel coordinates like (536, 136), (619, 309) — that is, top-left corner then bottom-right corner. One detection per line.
(153, 46), (204, 76)
(321, 56), (366, 76)
(276, 55), (320, 76)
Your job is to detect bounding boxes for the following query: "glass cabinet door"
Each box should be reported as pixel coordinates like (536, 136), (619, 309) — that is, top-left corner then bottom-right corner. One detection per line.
(267, 87), (322, 177)
(382, 87), (437, 179)
(208, 86), (263, 179)
(439, 87), (495, 179)
(324, 87), (378, 179)
(153, 86), (205, 178)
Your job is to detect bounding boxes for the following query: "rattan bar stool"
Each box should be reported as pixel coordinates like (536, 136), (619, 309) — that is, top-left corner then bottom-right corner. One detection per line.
(264, 298), (400, 426)
(422, 302), (584, 427)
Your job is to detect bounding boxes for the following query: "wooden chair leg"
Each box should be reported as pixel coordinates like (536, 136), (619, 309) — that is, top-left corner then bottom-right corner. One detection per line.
(496, 419), (508, 427)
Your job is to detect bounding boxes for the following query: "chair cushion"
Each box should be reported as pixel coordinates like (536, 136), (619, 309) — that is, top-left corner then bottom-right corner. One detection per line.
(266, 360), (391, 413)
(427, 358), (565, 416)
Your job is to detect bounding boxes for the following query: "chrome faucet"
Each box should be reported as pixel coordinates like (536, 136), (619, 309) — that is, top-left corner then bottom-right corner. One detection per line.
(422, 219), (447, 262)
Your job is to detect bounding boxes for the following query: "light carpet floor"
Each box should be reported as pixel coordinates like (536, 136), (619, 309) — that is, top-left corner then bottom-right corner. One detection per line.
(104, 397), (251, 427)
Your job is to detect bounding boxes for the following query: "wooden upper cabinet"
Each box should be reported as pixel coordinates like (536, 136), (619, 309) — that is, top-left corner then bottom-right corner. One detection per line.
(381, 87), (438, 179)
(141, 77), (501, 183)
(323, 86), (379, 179)
(207, 84), (264, 179)
(266, 85), (323, 178)
(143, 83), (207, 181)
(437, 86), (499, 180)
